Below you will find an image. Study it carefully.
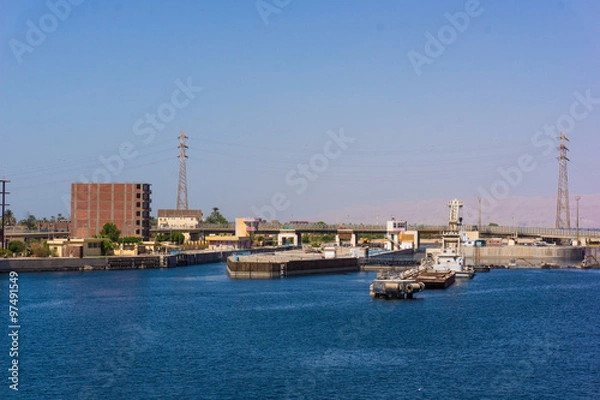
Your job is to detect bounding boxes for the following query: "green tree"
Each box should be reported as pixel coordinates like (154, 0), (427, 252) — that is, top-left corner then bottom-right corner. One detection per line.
(8, 240), (26, 254)
(488, 222), (499, 227)
(100, 239), (117, 256)
(170, 232), (185, 245)
(205, 207), (228, 224)
(99, 222), (121, 242)
(19, 214), (38, 230)
(29, 240), (51, 257)
(121, 236), (143, 244)
(154, 233), (169, 242)
(2, 209), (16, 226)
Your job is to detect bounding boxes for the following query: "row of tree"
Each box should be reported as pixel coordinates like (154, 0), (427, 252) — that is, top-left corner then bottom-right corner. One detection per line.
(1, 239), (53, 257)
(2, 207), (229, 230)
(1, 210), (68, 229)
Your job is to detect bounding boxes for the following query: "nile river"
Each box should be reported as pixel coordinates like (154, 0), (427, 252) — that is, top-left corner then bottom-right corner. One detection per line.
(2, 264), (599, 399)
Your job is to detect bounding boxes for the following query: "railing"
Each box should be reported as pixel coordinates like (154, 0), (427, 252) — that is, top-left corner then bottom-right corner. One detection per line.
(166, 222), (600, 239)
(7, 221), (594, 240)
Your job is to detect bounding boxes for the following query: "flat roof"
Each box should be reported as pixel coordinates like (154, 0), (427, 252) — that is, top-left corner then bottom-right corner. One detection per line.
(158, 209), (203, 218)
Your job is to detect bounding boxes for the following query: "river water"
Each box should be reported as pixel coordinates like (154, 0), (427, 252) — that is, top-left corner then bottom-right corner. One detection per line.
(2, 264), (599, 399)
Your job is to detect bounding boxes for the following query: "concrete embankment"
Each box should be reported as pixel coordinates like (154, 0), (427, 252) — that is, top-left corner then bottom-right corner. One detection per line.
(461, 246), (584, 267)
(0, 247), (294, 274)
(583, 247), (600, 267)
(360, 249), (420, 271)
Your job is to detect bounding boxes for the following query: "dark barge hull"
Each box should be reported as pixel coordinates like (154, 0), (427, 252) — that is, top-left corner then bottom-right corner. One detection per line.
(226, 256), (359, 279)
(414, 271), (456, 289)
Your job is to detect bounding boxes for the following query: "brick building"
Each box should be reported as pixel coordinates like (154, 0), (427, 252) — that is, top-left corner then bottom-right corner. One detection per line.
(71, 183), (152, 240)
(38, 220), (70, 233)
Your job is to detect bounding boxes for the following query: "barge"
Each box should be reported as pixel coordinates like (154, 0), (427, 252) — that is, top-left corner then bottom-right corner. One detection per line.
(413, 270), (456, 289)
(226, 251), (359, 279)
(370, 272), (425, 299)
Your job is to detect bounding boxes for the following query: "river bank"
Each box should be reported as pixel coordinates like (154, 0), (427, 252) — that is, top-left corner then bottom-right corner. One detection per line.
(0, 247), (295, 273)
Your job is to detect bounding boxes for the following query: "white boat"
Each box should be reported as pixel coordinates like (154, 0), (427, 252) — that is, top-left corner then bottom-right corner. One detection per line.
(435, 248), (474, 278)
(419, 199), (475, 279)
(422, 247), (474, 278)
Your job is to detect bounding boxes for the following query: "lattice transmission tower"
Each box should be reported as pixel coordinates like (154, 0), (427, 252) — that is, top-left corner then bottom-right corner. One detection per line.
(176, 130), (189, 210)
(555, 132), (570, 229)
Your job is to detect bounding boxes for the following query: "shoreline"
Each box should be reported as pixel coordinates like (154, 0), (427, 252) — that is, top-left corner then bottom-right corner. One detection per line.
(0, 246), (296, 274)
(2, 245), (596, 274)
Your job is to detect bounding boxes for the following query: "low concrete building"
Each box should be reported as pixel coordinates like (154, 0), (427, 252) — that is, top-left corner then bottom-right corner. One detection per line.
(205, 235), (251, 250)
(278, 231), (298, 246)
(47, 238), (104, 257)
(323, 246), (337, 259)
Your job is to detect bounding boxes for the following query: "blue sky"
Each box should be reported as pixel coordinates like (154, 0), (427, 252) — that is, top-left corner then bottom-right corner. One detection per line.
(1, 0), (599, 223)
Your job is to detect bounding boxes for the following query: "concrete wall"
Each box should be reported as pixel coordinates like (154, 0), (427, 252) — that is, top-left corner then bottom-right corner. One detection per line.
(0, 257), (109, 273)
(461, 246), (584, 267)
(584, 247), (600, 267)
(0, 247), (293, 274)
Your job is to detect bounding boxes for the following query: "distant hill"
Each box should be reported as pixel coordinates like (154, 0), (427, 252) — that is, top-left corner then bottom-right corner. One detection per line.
(308, 194), (600, 228)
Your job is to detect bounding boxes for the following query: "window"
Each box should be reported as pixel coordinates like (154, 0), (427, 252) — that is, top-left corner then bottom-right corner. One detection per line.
(136, 202), (141, 207)
(136, 193), (141, 198)
(136, 184), (141, 189)
(136, 211), (140, 216)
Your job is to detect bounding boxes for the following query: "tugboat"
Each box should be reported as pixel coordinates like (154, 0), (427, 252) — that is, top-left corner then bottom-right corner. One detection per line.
(425, 245), (474, 279)
(422, 199), (475, 279)
(368, 199), (475, 299)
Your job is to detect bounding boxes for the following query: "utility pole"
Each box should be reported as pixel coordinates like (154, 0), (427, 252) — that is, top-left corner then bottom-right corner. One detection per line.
(575, 195), (581, 245)
(176, 130), (189, 210)
(478, 197), (482, 231)
(1, 180), (10, 250)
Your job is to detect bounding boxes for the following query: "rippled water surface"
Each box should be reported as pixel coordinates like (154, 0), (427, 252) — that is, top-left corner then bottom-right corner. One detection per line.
(2, 265), (599, 399)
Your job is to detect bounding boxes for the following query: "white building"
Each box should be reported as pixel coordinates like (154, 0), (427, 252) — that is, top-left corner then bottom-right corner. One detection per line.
(157, 209), (203, 230)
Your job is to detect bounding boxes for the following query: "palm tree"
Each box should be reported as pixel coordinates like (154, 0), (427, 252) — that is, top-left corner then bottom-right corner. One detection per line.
(19, 214), (38, 230)
(2, 209), (16, 226)
(205, 207), (228, 224)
